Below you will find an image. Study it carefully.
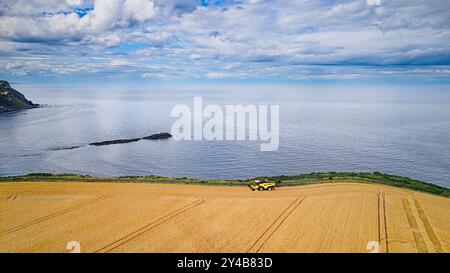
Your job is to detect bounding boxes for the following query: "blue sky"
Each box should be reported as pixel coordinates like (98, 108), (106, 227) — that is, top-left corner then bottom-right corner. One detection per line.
(1, 0), (450, 83)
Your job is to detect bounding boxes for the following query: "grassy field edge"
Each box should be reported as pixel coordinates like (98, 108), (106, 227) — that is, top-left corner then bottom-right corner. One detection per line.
(0, 171), (449, 198)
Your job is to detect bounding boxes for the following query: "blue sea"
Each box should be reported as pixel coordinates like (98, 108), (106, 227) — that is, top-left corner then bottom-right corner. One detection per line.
(1, 83), (449, 188)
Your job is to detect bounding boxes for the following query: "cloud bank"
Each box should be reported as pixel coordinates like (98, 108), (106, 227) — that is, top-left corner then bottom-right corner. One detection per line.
(1, 0), (450, 82)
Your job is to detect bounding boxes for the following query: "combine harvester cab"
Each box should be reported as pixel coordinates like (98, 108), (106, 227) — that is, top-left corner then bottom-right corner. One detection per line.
(248, 179), (276, 191)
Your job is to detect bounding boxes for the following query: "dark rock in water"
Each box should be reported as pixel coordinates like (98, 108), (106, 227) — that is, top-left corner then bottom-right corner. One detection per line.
(90, 138), (141, 146)
(142, 132), (172, 140)
(50, 145), (83, 151)
(89, 132), (171, 147)
(0, 80), (38, 113)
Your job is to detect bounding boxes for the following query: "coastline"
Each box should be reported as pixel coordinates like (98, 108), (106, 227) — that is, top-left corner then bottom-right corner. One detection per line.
(1, 171), (449, 197)
(0, 104), (39, 114)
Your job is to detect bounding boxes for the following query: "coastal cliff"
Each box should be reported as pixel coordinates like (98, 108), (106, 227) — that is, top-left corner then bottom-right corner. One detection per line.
(0, 80), (37, 113)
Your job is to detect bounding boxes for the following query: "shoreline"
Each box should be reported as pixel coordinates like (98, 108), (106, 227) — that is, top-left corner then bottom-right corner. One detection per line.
(1, 171), (449, 197)
(0, 104), (39, 114)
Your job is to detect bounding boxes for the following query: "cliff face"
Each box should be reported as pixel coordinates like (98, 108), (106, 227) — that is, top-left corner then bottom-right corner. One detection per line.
(0, 80), (37, 113)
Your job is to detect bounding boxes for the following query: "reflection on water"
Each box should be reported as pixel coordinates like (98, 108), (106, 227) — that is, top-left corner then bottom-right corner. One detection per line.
(0, 83), (449, 188)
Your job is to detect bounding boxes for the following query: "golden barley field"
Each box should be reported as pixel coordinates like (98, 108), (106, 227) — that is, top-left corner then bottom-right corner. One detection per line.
(0, 181), (449, 253)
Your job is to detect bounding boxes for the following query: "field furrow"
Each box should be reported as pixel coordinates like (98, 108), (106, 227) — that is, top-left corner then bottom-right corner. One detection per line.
(248, 197), (304, 253)
(0, 193), (197, 252)
(110, 196), (296, 253)
(97, 198), (205, 253)
(0, 192), (102, 233)
(258, 192), (379, 252)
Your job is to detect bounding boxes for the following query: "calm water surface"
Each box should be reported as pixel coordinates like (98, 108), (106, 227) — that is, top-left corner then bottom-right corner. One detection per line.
(1, 83), (449, 187)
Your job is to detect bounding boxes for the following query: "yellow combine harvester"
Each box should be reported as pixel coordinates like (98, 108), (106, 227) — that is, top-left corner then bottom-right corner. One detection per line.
(248, 179), (276, 191)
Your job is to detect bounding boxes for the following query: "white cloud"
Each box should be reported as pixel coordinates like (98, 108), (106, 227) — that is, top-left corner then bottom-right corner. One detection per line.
(80, 0), (123, 32)
(142, 72), (172, 79)
(1, 0), (450, 81)
(367, 0), (382, 6)
(0, 0), (158, 41)
(123, 0), (156, 22)
(207, 72), (227, 79)
(66, 0), (83, 6)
